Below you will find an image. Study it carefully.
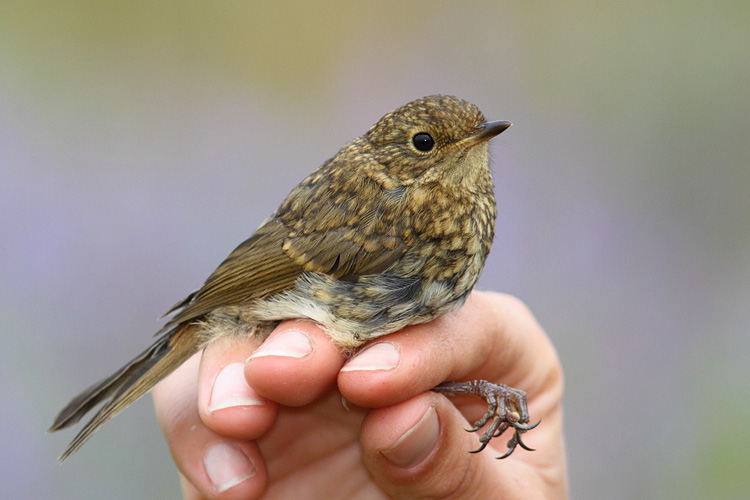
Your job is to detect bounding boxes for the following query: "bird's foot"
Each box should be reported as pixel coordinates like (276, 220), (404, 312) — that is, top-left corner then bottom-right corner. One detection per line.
(432, 379), (539, 459)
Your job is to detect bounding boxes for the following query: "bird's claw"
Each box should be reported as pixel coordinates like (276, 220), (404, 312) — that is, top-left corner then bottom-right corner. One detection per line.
(432, 379), (539, 459)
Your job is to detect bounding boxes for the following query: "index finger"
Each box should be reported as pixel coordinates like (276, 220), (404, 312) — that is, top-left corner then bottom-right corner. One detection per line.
(337, 291), (561, 408)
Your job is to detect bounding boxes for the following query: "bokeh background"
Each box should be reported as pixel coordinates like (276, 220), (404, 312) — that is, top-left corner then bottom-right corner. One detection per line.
(2, 2), (749, 498)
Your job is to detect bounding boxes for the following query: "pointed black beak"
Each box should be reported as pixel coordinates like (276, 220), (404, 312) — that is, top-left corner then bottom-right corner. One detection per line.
(461, 120), (511, 147)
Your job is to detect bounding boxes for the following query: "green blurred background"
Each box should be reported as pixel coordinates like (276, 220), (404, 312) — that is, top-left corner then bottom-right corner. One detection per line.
(2, 1), (749, 498)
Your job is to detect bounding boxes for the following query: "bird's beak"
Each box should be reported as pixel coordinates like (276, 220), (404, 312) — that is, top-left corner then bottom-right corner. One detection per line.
(460, 120), (511, 147)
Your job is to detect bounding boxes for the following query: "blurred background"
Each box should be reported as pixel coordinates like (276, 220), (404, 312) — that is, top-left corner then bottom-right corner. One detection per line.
(2, 1), (749, 498)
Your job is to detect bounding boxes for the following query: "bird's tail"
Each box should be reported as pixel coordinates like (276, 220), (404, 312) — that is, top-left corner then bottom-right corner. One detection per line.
(49, 323), (200, 462)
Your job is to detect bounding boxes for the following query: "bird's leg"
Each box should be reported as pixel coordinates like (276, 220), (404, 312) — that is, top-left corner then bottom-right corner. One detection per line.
(431, 380), (540, 459)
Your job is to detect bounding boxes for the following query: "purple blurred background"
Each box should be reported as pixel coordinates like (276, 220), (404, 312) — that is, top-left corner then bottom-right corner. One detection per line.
(2, 2), (749, 499)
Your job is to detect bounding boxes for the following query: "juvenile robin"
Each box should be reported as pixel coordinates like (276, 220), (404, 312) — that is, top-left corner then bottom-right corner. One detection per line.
(50, 94), (536, 462)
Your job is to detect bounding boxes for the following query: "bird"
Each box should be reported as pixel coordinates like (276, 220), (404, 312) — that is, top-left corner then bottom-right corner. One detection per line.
(50, 94), (536, 462)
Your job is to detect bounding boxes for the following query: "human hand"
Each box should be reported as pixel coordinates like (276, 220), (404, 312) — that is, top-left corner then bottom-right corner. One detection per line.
(152, 291), (567, 499)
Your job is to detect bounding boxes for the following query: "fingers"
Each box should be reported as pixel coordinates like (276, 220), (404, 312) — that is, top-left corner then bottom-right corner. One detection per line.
(154, 321), (350, 498)
(350, 291), (567, 498)
(198, 320), (346, 439)
(196, 335), (277, 441)
(154, 292), (567, 498)
(152, 353), (268, 499)
(243, 320), (346, 406)
(360, 392), (549, 500)
(338, 291), (559, 409)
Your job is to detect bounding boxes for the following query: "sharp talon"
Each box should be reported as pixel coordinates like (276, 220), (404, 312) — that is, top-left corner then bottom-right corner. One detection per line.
(496, 440), (517, 459)
(470, 439), (490, 454)
(516, 431), (535, 452)
(514, 419), (541, 431)
(431, 379), (538, 457)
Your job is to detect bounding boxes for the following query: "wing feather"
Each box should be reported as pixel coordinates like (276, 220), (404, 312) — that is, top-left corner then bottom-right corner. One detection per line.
(162, 169), (409, 327)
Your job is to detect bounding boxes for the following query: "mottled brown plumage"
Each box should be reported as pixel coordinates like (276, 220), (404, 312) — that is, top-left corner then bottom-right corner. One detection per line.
(50, 95), (536, 462)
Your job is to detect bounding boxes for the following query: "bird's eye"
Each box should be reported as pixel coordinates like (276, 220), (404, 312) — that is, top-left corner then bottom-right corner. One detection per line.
(412, 132), (435, 152)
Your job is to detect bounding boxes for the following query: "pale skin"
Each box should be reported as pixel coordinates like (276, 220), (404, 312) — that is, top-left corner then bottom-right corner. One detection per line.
(152, 291), (568, 499)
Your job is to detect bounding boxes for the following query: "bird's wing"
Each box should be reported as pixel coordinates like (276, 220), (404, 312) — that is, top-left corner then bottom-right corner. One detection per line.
(160, 218), (303, 327)
(161, 208), (406, 328)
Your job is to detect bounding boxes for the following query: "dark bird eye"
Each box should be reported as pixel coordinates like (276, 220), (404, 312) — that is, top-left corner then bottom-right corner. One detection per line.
(412, 132), (435, 152)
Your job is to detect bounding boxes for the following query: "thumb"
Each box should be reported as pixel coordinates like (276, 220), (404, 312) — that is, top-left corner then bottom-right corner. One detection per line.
(360, 392), (508, 500)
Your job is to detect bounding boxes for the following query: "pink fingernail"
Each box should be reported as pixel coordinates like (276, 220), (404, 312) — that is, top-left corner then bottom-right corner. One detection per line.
(204, 443), (256, 493)
(209, 363), (265, 412)
(247, 330), (312, 359)
(341, 342), (400, 372)
(382, 406), (439, 467)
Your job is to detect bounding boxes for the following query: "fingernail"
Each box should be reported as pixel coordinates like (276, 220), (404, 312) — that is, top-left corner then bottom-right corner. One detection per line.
(209, 363), (265, 412)
(204, 442), (256, 493)
(247, 330), (312, 359)
(340, 342), (400, 372)
(382, 406), (439, 467)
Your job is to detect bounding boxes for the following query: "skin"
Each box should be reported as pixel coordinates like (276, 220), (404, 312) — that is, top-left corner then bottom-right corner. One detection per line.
(152, 291), (568, 499)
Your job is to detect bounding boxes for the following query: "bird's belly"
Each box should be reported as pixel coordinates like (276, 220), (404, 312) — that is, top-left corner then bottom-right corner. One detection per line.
(203, 271), (469, 350)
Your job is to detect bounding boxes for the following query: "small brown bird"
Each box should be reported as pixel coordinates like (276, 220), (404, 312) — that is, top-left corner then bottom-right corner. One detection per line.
(50, 95), (536, 462)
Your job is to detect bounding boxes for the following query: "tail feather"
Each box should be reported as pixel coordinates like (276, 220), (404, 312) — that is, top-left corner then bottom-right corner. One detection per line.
(50, 324), (200, 462)
(49, 335), (173, 432)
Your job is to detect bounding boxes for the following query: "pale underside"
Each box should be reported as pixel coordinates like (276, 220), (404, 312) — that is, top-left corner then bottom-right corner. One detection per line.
(198, 269), (475, 350)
